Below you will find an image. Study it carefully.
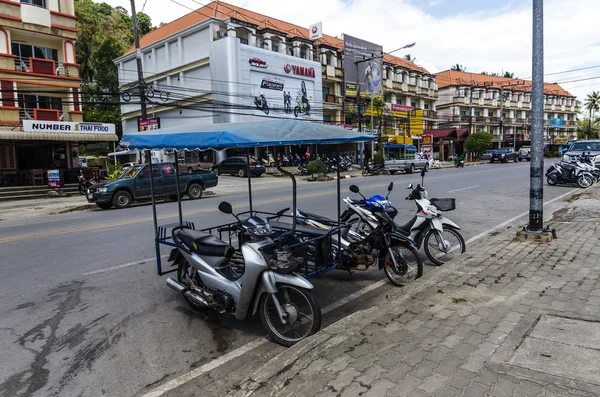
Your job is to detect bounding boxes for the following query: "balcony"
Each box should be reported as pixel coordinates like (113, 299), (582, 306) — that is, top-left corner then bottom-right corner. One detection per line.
(20, 107), (64, 122)
(453, 115), (470, 123)
(323, 94), (343, 105)
(422, 110), (437, 118)
(14, 56), (77, 78)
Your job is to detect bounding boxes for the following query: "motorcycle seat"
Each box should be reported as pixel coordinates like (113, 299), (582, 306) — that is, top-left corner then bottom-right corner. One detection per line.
(395, 216), (417, 236)
(297, 209), (334, 223)
(176, 229), (234, 261)
(348, 198), (364, 205)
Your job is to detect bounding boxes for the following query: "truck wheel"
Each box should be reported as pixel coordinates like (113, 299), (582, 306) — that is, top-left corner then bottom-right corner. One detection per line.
(187, 183), (203, 199)
(407, 164), (415, 174)
(113, 191), (132, 209)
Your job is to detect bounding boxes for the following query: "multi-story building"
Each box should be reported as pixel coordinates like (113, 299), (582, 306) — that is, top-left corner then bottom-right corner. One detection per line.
(114, 0), (437, 156)
(435, 70), (578, 148)
(0, 0), (117, 186)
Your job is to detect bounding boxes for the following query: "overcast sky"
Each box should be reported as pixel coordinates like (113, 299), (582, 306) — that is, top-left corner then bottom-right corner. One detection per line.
(97, 0), (600, 101)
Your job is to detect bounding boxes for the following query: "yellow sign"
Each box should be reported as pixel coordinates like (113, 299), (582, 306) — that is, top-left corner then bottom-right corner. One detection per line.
(554, 138), (569, 144)
(345, 83), (357, 97)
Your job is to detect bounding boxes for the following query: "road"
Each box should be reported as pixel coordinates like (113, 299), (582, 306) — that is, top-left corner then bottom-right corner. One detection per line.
(0, 162), (575, 397)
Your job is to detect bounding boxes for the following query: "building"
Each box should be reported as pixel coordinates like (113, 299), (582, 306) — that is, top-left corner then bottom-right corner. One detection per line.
(435, 70), (578, 149)
(113, 1), (437, 159)
(0, 0), (117, 186)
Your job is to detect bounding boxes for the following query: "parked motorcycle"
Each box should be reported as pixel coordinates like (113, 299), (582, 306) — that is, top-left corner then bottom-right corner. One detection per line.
(78, 170), (97, 194)
(166, 202), (321, 346)
(546, 160), (594, 188)
(362, 162), (384, 177)
(573, 152), (599, 184)
(254, 94), (269, 115)
(296, 184), (423, 286)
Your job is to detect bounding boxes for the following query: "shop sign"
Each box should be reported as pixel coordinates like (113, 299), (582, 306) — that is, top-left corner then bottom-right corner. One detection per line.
(309, 22), (323, 40)
(47, 170), (60, 188)
(554, 137), (569, 144)
(284, 64), (316, 78)
(421, 134), (433, 148)
(23, 120), (116, 134)
(249, 58), (267, 68)
(139, 117), (161, 131)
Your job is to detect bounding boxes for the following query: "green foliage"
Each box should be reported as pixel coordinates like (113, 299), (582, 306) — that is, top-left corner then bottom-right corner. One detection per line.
(374, 153), (385, 165)
(465, 131), (492, 156)
(544, 151), (560, 158)
(403, 54), (416, 62)
(503, 71), (515, 78)
(307, 159), (328, 176)
(136, 12), (153, 35)
(451, 64), (466, 72)
(105, 162), (123, 180)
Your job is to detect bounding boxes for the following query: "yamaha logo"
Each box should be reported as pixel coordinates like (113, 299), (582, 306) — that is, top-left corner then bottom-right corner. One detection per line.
(284, 64), (316, 78)
(284, 64), (292, 73)
(311, 26), (318, 34)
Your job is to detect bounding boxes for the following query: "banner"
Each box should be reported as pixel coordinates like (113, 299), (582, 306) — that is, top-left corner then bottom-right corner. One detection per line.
(139, 117), (161, 131)
(47, 170), (60, 188)
(342, 35), (383, 97)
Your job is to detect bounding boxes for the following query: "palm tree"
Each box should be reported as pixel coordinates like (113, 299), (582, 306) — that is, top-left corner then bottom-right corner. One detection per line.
(480, 71), (488, 75)
(404, 54), (416, 62)
(451, 64), (466, 72)
(503, 71), (515, 78)
(584, 91), (600, 138)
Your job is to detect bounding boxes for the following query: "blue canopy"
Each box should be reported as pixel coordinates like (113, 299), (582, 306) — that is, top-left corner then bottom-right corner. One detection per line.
(120, 119), (374, 151)
(385, 144), (417, 151)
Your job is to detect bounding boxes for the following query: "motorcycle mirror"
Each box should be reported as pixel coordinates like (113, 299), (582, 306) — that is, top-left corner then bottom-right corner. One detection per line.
(218, 201), (233, 215)
(349, 185), (360, 194)
(406, 183), (413, 189)
(387, 182), (394, 192)
(421, 168), (427, 176)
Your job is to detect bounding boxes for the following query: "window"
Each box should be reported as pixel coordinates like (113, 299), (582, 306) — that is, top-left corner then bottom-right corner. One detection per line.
(161, 164), (174, 178)
(300, 51), (307, 59)
(424, 103), (429, 110)
(322, 87), (330, 97)
(411, 102), (416, 108)
(460, 110), (466, 117)
(260, 41), (266, 49)
(345, 116), (353, 125)
(323, 115), (331, 122)
(272, 45), (279, 52)
(142, 165), (161, 178)
(488, 110), (494, 117)
(502, 112), (506, 118)
(395, 97), (402, 104)
(490, 128), (495, 135)
(239, 37), (248, 45)
(11, 42), (58, 63)
(21, 0), (46, 7)
(474, 111), (480, 117)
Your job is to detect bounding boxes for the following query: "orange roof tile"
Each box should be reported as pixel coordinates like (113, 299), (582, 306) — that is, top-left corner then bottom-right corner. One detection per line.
(435, 70), (573, 97)
(127, 1), (427, 73)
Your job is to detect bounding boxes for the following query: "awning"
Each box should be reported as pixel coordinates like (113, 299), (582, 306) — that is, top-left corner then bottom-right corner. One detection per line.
(108, 150), (138, 157)
(0, 130), (118, 142)
(456, 128), (469, 137)
(424, 129), (455, 138)
(120, 119), (374, 151)
(385, 144), (417, 151)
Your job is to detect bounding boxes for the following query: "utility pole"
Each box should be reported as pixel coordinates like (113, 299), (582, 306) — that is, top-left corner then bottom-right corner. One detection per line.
(468, 73), (473, 135)
(528, 0), (545, 232)
(130, 0), (147, 120)
(500, 86), (504, 149)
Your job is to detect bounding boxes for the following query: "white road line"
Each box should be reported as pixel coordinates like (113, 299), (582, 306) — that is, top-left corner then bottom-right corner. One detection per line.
(448, 185), (480, 193)
(81, 255), (168, 276)
(122, 188), (584, 397)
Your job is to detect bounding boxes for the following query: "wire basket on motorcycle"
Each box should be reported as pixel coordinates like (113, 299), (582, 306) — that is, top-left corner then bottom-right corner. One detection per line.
(259, 238), (306, 274)
(429, 198), (456, 212)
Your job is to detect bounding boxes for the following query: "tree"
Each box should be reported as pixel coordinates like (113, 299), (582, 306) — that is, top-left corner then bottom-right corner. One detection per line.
(584, 91), (600, 139)
(465, 131), (492, 157)
(503, 71), (515, 78)
(404, 54), (416, 62)
(451, 64), (466, 72)
(372, 96), (386, 133)
(136, 12), (153, 36)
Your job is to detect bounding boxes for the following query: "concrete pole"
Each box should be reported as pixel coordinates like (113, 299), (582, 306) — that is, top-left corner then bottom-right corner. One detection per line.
(528, 0), (544, 231)
(370, 92), (375, 159)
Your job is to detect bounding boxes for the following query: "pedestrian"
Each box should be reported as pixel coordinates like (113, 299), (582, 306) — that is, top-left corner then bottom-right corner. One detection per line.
(305, 147), (311, 161)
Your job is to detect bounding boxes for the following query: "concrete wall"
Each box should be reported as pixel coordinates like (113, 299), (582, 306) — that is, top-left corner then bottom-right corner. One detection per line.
(21, 4), (51, 27)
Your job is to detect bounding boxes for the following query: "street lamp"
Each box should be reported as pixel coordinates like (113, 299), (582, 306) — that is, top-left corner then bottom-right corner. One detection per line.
(355, 42), (416, 160)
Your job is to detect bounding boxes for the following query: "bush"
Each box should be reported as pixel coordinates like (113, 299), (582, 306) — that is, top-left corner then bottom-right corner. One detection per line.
(465, 131), (492, 157)
(106, 163), (123, 181)
(374, 153), (385, 165)
(307, 159), (328, 176)
(544, 151), (560, 158)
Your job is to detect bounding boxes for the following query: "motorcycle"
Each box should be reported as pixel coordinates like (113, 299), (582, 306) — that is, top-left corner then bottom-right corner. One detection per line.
(166, 202), (321, 346)
(546, 160), (593, 188)
(293, 93), (310, 117)
(362, 162), (384, 177)
(254, 94), (269, 115)
(453, 154), (465, 168)
(574, 152), (599, 184)
(261, 153), (275, 167)
(297, 164), (308, 176)
(296, 184), (423, 286)
(78, 170), (97, 195)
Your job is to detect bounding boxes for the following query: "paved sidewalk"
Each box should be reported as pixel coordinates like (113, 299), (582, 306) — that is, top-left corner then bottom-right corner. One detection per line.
(229, 188), (600, 397)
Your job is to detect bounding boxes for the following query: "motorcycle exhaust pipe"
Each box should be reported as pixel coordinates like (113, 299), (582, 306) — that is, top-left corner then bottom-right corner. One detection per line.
(166, 277), (209, 307)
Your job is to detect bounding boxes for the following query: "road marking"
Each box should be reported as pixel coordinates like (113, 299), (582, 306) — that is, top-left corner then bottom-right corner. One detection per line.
(136, 185), (581, 397)
(0, 168), (504, 244)
(448, 185), (480, 193)
(81, 255), (169, 276)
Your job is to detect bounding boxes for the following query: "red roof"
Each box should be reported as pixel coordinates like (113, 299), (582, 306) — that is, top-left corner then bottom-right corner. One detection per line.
(456, 128), (469, 137)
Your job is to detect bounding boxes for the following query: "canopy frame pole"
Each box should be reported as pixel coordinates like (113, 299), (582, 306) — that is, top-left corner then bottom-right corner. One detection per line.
(147, 150), (161, 275)
(275, 160), (296, 235)
(337, 150), (342, 265)
(173, 149), (183, 226)
(246, 148), (253, 213)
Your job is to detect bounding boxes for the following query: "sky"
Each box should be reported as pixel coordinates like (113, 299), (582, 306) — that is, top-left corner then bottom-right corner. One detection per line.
(97, 0), (600, 102)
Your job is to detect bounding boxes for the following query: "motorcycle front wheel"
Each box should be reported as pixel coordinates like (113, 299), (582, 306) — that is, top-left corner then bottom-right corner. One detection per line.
(383, 244), (423, 286)
(259, 285), (321, 347)
(423, 226), (466, 266)
(577, 174), (593, 188)
(78, 185), (86, 195)
(547, 176), (557, 186)
(362, 168), (369, 177)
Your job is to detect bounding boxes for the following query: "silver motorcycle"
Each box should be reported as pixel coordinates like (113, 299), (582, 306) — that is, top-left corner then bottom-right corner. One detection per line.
(166, 201), (321, 346)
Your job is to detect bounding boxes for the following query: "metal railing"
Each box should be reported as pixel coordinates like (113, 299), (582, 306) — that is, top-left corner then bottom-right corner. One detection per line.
(19, 107), (65, 122)
(14, 56), (69, 77)
(323, 94), (343, 105)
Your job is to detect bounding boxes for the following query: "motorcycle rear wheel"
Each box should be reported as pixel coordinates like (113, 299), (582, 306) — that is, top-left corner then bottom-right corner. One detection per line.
(79, 185), (86, 195)
(547, 176), (557, 186)
(259, 286), (321, 347)
(383, 244), (423, 286)
(362, 168), (369, 177)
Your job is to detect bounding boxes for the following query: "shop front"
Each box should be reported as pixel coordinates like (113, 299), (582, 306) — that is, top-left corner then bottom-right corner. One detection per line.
(0, 121), (118, 186)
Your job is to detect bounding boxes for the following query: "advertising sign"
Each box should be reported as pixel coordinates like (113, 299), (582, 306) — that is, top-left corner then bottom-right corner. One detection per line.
(554, 137), (569, 144)
(553, 117), (563, 128)
(47, 169), (60, 188)
(309, 22), (323, 41)
(139, 117), (161, 131)
(250, 71), (317, 120)
(342, 34), (383, 97)
(23, 120), (116, 134)
(421, 134), (433, 149)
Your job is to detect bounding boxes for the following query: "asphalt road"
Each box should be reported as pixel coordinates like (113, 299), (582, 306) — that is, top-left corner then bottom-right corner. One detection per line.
(0, 162), (576, 397)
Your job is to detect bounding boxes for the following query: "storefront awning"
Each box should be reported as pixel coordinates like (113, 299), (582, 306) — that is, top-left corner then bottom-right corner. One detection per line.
(0, 130), (119, 142)
(108, 150), (138, 156)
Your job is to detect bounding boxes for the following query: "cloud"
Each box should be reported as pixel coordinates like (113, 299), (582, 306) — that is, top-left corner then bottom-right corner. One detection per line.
(99, 0), (600, 100)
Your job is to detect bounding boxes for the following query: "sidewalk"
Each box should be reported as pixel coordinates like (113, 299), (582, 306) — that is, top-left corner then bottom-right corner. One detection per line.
(229, 187), (600, 397)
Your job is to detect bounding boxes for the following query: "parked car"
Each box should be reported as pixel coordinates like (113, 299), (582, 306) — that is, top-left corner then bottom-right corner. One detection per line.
(212, 156), (265, 177)
(480, 150), (496, 161)
(490, 148), (518, 163)
(383, 145), (429, 174)
(86, 162), (218, 209)
(518, 146), (531, 161)
(562, 140), (600, 163)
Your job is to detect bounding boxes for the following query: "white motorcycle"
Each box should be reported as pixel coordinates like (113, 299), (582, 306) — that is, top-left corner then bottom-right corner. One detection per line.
(166, 201), (321, 346)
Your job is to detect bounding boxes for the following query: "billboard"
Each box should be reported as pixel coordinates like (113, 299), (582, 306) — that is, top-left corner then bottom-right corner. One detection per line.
(138, 117), (161, 131)
(309, 22), (322, 41)
(342, 34), (383, 97)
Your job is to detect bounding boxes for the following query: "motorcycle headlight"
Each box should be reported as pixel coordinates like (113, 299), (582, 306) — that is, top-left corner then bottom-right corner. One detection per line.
(248, 224), (272, 236)
(562, 154), (569, 162)
(97, 187), (107, 193)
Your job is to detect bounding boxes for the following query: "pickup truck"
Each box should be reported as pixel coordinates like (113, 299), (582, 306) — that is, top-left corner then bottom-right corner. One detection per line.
(86, 162), (218, 209)
(490, 148), (518, 163)
(384, 153), (429, 174)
